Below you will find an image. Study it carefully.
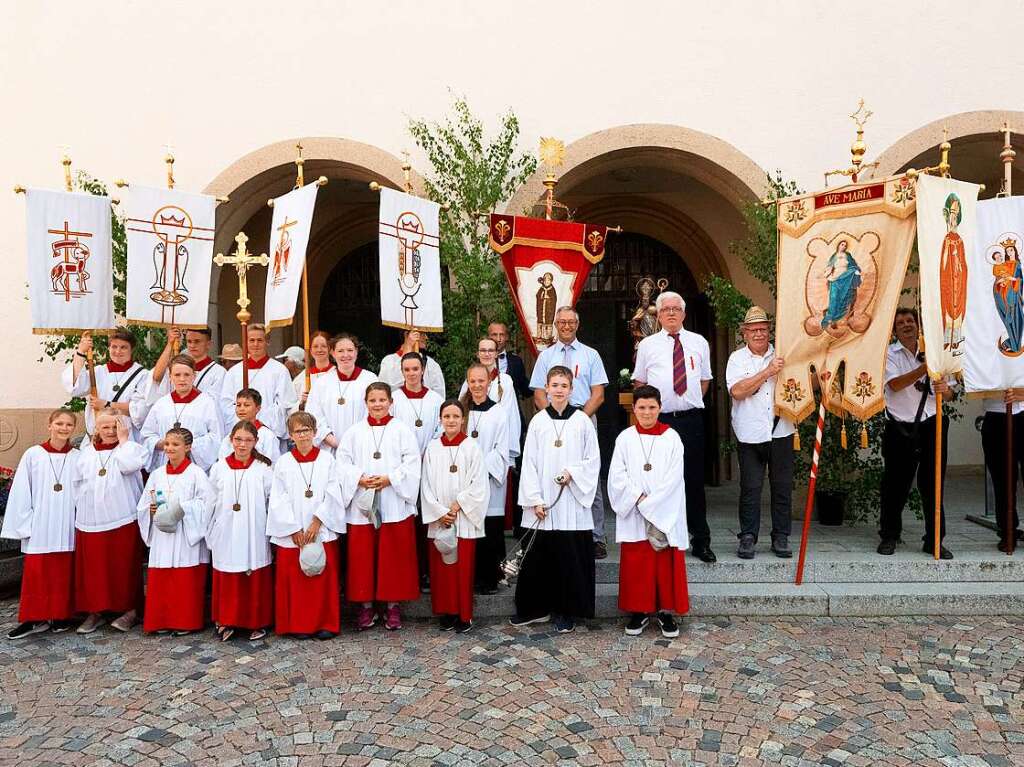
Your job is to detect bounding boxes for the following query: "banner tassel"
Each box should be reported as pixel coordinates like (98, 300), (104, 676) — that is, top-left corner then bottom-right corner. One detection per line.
(840, 422), (848, 450)
(793, 431), (800, 451)
(860, 422), (869, 449)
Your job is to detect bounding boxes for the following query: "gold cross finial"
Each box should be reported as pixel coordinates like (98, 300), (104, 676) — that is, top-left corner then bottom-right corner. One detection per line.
(850, 99), (873, 131)
(295, 142), (305, 188)
(59, 146), (72, 192)
(164, 144), (175, 189)
(401, 149), (412, 193)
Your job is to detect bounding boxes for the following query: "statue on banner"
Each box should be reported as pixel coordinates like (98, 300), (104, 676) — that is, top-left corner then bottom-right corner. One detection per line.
(990, 235), (1024, 356)
(535, 272), (556, 345)
(939, 193), (968, 353)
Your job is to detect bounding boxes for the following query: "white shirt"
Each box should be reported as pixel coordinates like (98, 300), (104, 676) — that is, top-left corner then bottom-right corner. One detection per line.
(217, 422), (281, 463)
(137, 462), (214, 568)
(466, 400), (511, 517)
(207, 457), (275, 572)
(459, 372), (522, 458)
(632, 328), (712, 413)
(291, 367), (334, 413)
(140, 389), (224, 472)
(1, 444), (79, 554)
(725, 344), (795, 443)
(218, 357), (297, 439)
(337, 418), (422, 526)
(883, 341), (954, 422)
(193, 358), (226, 401)
(391, 387), (444, 455)
(378, 352), (447, 399)
(305, 367), (379, 451)
(420, 436), (488, 540)
(529, 338), (608, 408)
(73, 441), (148, 532)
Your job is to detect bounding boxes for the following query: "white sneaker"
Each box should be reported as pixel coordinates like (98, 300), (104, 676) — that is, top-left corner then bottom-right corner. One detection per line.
(110, 610), (137, 632)
(76, 613), (107, 634)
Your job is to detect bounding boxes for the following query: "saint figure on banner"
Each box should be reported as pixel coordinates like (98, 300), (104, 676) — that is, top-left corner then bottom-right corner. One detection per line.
(822, 239), (862, 329)
(536, 272), (556, 345)
(939, 193), (967, 352)
(992, 237), (1024, 356)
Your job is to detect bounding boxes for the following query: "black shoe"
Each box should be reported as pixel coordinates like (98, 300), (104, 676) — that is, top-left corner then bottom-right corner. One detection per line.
(737, 534), (756, 560)
(877, 539), (897, 555)
(50, 620), (75, 634)
(624, 614), (648, 636)
(922, 542), (953, 560)
(771, 535), (793, 559)
(315, 630), (336, 640)
(509, 613), (550, 627)
(692, 545), (717, 563)
(553, 615), (575, 634)
(656, 612), (680, 639)
(454, 620), (473, 634)
(7, 621), (49, 640)
(439, 615), (458, 632)
(420, 575), (431, 594)
(594, 541), (608, 560)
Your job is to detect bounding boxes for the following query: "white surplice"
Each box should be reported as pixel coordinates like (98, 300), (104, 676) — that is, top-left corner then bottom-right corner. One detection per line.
(459, 373), (522, 458)
(305, 368), (379, 451)
(218, 357), (297, 440)
(217, 422), (281, 463)
(62, 361), (150, 438)
(420, 436), (487, 540)
(518, 407), (600, 532)
(266, 449), (352, 549)
(207, 457), (275, 572)
(607, 426), (688, 549)
(140, 390), (223, 472)
(1, 445), (79, 553)
(378, 352), (446, 398)
(290, 368), (335, 414)
(73, 441), (148, 532)
(466, 401), (511, 517)
(136, 462), (215, 568)
(337, 418), (421, 526)
(194, 358), (226, 401)
(391, 387), (444, 455)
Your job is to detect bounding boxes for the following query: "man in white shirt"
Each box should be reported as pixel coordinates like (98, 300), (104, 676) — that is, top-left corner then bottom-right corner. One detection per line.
(631, 291), (715, 562)
(725, 306), (795, 560)
(528, 307), (609, 558)
(878, 308), (954, 559)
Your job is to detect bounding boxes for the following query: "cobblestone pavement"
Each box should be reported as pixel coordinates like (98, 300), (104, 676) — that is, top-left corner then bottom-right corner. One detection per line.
(0, 600), (1022, 767)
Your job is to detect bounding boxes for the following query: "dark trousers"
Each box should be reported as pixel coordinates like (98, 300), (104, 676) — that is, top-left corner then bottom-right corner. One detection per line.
(475, 516), (506, 590)
(736, 437), (794, 541)
(659, 410), (710, 548)
(514, 530), (595, 620)
(879, 415), (948, 543)
(981, 411), (1024, 538)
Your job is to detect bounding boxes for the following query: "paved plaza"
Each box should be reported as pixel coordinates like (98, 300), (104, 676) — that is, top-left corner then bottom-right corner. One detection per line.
(1, 600), (1022, 767)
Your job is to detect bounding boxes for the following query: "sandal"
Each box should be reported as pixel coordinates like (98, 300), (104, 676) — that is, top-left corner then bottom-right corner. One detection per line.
(248, 629), (267, 641)
(220, 628), (235, 642)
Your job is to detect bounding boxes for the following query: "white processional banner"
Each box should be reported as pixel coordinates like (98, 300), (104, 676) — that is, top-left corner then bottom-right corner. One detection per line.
(123, 185), (216, 328)
(25, 188), (115, 334)
(265, 183), (318, 328)
(964, 195), (1024, 393)
(378, 187), (443, 332)
(916, 175), (980, 380)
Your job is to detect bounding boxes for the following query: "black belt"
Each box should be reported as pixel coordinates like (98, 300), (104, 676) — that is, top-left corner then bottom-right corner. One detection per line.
(661, 409), (701, 419)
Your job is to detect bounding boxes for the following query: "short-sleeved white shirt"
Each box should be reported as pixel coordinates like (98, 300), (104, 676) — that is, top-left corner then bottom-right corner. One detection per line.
(632, 328), (712, 412)
(725, 344), (795, 443)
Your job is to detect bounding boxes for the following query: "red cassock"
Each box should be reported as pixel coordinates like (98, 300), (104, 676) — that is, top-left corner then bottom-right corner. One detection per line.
(19, 552), (75, 622)
(143, 564), (208, 633)
(429, 538), (476, 622)
(74, 522), (144, 614)
(274, 540), (341, 635)
(346, 516), (419, 603)
(212, 565), (274, 630)
(618, 542), (690, 616)
(940, 232), (967, 321)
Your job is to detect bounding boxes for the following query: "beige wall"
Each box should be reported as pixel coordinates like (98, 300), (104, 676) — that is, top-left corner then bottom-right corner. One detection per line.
(2, 1), (1021, 466)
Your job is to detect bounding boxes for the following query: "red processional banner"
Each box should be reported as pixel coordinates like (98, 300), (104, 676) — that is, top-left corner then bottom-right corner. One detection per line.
(488, 213), (607, 357)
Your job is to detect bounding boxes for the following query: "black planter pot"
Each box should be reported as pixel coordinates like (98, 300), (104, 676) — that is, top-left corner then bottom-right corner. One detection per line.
(815, 490), (846, 526)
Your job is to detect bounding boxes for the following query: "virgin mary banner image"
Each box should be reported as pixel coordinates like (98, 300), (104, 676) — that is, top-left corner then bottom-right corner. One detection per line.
(916, 175), (980, 380)
(964, 195), (1024, 394)
(774, 175), (918, 423)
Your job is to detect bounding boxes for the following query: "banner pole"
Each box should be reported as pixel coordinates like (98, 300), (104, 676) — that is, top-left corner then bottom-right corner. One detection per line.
(1001, 124), (1017, 555)
(795, 398), (826, 585)
(934, 390), (943, 559)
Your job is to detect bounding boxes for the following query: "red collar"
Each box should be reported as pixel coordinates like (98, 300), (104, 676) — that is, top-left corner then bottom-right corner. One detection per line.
(193, 356), (214, 371)
(489, 368), (499, 381)
(337, 366), (363, 382)
(95, 440), (118, 451)
(310, 364), (334, 374)
(106, 360), (134, 373)
(226, 454), (254, 470)
(368, 415), (393, 426)
(171, 388), (201, 404)
(252, 419), (264, 430)
(247, 355), (269, 369)
(166, 458), (191, 475)
(440, 432), (467, 447)
(636, 422), (670, 436)
(401, 385), (428, 400)
(291, 446), (320, 463)
(41, 440), (72, 454)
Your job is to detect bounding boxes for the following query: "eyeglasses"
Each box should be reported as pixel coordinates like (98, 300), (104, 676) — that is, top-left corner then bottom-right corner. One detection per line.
(555, 320), (578, 326)
(291, 428), (314, 436)
(745, 328), (769, 335)
(477, 348), (496, 354)
(659, 307), (683, 314)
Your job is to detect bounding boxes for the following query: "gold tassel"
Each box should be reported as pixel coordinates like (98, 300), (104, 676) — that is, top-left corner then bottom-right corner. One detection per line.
(841, 422), (848, 450)
(793, 431), (800, 451)
(860, 423), (869, 449)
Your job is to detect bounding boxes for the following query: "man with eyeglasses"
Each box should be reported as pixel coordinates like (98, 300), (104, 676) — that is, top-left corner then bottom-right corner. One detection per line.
(725, 306), (795, 560)
(632, 292), (716, 562)
(528, 306), (610, 558)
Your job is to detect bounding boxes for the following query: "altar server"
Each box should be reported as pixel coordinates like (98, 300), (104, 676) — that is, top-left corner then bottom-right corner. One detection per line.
(267, 412), (351, 639)
(420, 399), (488, 633)
(608, 385), (689, 638)
(460, 337), (522, 460)
(141, 355), (223, 471)
(218, 324), (297, 440)
(217, 388), (281, 462)
(337, 382), (421, 631)
(73, 409), (148, 634)
(391, 353), (444, 454)
(137, 427), (214, 635)
(306, 333), (378, 452)
(62, 329), (150, 438)
(461, 363), (511, 595)
(511, 366), (600, 634)
(2, 409), (80, 639)
(207, 421), (275, 641)
(291, 330), (335, 411)
(378, 328), (446, 397)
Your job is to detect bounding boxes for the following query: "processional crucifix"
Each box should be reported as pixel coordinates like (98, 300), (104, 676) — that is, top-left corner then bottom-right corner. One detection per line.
(214, 232), (269, 388)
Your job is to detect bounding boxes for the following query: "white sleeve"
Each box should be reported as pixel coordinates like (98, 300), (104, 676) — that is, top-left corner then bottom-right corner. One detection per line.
(725, 350), (743, 392)
(62, 363), (89, 396)
(387, 426), (422, 504)
(313, 458), (347, 535)
(607, 435), (643, 516)
(631, 340), (649, 383)
(179, 470), (216, 547)
(419, 446), (448, 525)
(700, 336), (713, 380)
(266, 464), (302, 539)
(565, 415), (600, 508)
(517, 419), (544, 508)
(114, 441), (150, 475)
(0, 451), (36, 541)
(456, 444), (488, 529)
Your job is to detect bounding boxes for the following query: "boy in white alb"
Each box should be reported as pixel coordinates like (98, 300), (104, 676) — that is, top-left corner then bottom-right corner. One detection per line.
(217, 388), (281, 462)
(218, 324), (297, 441)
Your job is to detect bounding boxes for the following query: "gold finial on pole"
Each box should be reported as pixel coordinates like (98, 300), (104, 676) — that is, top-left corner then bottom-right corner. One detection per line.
(938, 128), (951, 178)
(1000, 122), (1015, 197)
(538, 137), (566, 220)
(401, 149), (413, 194)
(164, 144), (176, 189)
(824, 101), (879, 186)
(295, 142), (305, 188)
(213, 232), (269, 389)
(61, 149), (73, 193)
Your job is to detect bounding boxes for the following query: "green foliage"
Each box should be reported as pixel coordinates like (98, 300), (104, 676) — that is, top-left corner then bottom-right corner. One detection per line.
(704, 275), (752, 329)
(40, 171), (167, 411)
(408, 96), (537, 387)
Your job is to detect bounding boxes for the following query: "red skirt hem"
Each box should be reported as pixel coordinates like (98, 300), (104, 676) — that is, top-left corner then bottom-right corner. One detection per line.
(143, 564), (208, 632)
(274, 541), (340, 635)
(19, 552), (75, 622)
(429, 538), (476, 622)
(212, 565), (274, 629)
(346, 517), (419, 603)
(618, 542), (690, 615)
(74, 523), (144, 614)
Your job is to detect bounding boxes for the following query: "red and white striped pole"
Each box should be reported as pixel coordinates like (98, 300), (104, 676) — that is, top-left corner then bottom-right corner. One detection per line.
(795, 399), (827, 585)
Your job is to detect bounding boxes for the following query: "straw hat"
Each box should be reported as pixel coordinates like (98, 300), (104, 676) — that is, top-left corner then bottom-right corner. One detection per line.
(219, 343), (243, 361)
(741, 305), (770, 325)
